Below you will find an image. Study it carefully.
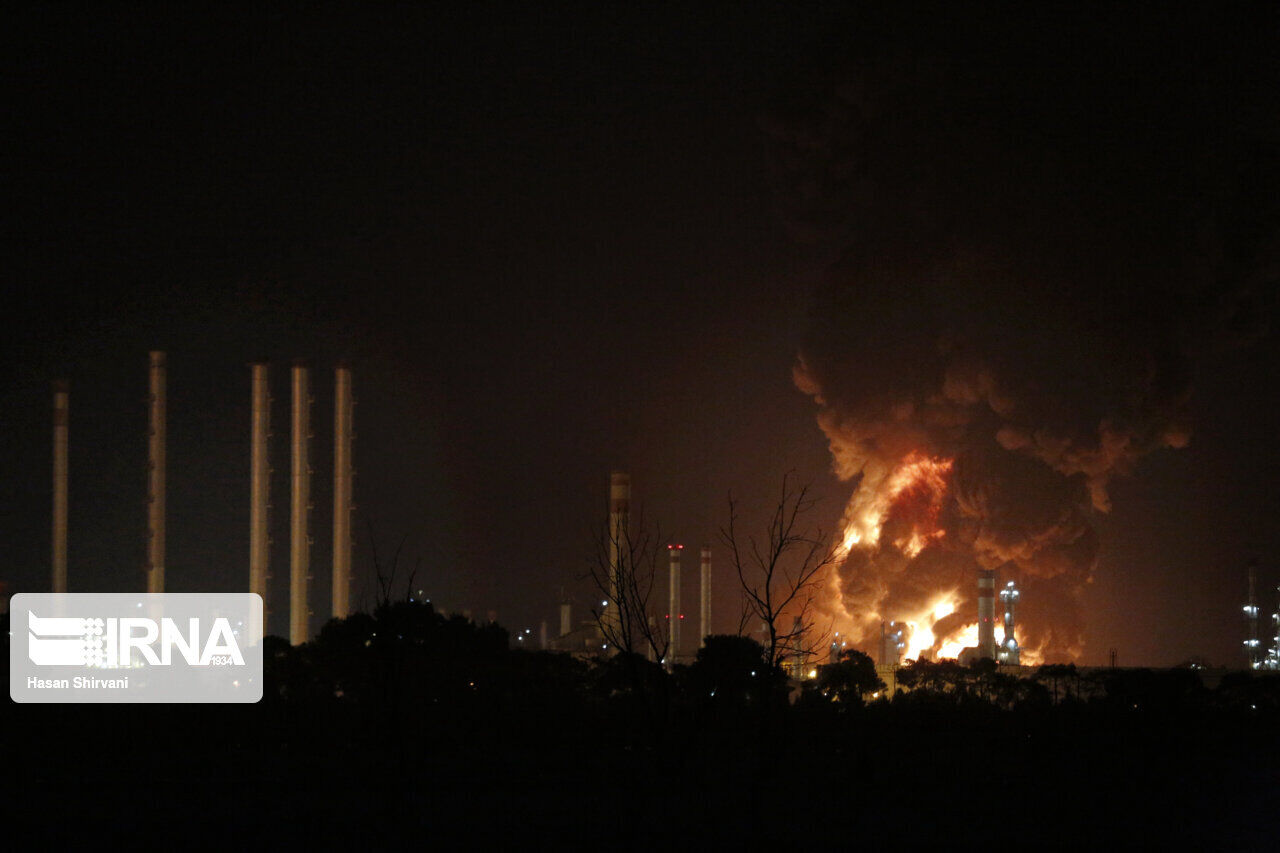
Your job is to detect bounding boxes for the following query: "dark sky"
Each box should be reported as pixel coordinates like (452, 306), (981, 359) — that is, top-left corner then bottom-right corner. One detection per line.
(3, 4), (1278, 666)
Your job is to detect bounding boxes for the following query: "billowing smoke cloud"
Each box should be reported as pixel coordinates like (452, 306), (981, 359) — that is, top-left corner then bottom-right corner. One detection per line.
(772, 8), (1280, 661)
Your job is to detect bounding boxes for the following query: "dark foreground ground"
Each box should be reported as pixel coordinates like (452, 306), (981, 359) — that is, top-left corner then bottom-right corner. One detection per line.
(4, 696), (1277, 848)
(4, 609), (1278, 848)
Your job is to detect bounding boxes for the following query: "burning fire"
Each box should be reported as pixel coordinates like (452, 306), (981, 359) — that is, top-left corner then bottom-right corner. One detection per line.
(887, 592), (1042, 666)
(836, 452), (953, 559)
(902, 594), (957, 660)
(825, 452), (1044, 665)
(892, 592), (975, 661)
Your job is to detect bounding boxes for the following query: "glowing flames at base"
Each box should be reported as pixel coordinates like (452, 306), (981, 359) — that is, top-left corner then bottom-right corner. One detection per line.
(901, 594), (956, 661)
(885, 592), (1043, 666)
(823, 452), (1047, 666)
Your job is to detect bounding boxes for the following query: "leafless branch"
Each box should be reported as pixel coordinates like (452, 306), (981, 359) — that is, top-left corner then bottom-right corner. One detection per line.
(585, 504), (670, 662)
(366, 515), (410, 610)
(719, 472), (840, 673)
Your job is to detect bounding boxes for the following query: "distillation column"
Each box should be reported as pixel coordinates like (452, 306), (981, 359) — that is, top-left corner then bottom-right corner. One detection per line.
(999, 580), (1020, 664)
(791, 614), (805, 677)
(1245, 560), (1261, 667)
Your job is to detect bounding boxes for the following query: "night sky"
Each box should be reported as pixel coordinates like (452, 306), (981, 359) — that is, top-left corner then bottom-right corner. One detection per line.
(3, 4), (1278, 667)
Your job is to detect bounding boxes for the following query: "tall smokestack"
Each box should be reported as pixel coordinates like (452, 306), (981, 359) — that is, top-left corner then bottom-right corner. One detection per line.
(699, 546), (711, 647)
(146, 352), (166, 594)
(559, 602), (571, 638)
(607, 472), (630, 643)
(332, 364), (354, 619)
(977, 569), (996, 660)
(290, 362), (312, 645)
(51, 380), (69, 593)
(249, 364), (271, 623)
(667, 544), (682, 664)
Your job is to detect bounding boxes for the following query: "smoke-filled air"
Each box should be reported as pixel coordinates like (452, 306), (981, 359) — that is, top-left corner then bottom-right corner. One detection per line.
(771, 9), (1279, 663)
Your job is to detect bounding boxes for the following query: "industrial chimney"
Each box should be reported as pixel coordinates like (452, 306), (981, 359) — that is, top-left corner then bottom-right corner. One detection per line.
(289, 361), (312, 645)
(667, 544), (683, 665)
(249, 364), (271, 624)
(332, 364), (354, 619)
(977, 568), (996, 660)
(146, 351), (166, 594)
(606, 472), (630, 643)
(51, 381), (69, 594)
(699, 545), (711, 647)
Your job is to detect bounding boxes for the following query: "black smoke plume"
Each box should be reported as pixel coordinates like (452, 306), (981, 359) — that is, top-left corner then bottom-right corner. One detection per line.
(773, 6), (1280, 660)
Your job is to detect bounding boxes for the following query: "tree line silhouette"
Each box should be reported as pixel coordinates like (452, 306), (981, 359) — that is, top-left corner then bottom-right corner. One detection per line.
(4, 604), (1279, 846)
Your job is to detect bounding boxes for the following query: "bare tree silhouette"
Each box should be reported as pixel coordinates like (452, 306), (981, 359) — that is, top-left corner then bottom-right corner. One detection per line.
(586, 506), (669, 662)
(721, 473), (839, 674)
(364, 516), (419, 610)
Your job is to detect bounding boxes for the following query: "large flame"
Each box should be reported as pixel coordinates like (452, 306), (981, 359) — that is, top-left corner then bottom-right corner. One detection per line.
(896, 592), (973, 662)
(836, 452), (952, 558)
(890, 592), (1043, 666)
(826, 452), (1046, 665)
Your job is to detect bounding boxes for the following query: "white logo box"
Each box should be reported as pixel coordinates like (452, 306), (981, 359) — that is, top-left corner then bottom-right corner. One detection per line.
(10, 593), (263, 703)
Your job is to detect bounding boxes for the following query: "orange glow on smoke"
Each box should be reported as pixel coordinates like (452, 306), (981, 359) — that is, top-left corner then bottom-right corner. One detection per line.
(827, 452), (1049, 665)
(835, 452), (954, 559)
